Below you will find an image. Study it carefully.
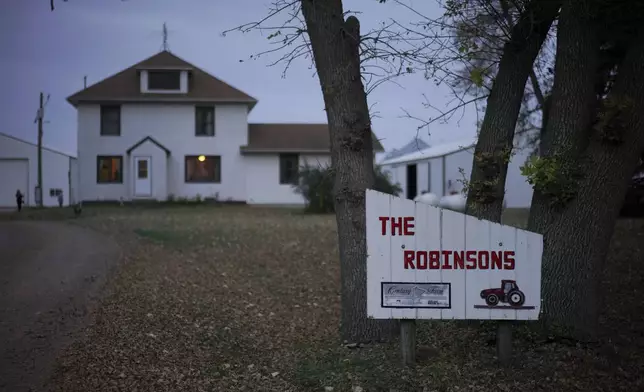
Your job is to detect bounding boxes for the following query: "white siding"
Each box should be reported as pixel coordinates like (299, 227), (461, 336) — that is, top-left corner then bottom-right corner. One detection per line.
(445, 148), (475, 194)
(245, 154), (330, 204)
(77, 103), (249, 202)
(504, 147), (533, 209)
(70, 157), (79, 204)
(0, 159), (28, 207)
(417, 162), (429, 194)
(390, 165), (405, 197)
(0, 133), (74, 207)
(429, 157), (443, 195)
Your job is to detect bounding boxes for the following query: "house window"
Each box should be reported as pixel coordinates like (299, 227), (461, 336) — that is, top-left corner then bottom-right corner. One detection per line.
(195, 106), (215, 136)
(148, 70), (181, 90)
(97, 156), (123, 183)
(100, 106), (121, 136)
(137, 159), (148, 179)
(185, 155), (221, 183)
(279, 154), (299, 185)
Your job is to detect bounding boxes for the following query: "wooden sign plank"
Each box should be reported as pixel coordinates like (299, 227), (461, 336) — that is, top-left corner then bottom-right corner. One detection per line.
(366, 189), (543, 321)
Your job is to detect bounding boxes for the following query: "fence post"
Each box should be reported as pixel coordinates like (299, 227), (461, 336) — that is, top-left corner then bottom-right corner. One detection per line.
(400, 319), (416, 366)
(497, 321), (512, 365)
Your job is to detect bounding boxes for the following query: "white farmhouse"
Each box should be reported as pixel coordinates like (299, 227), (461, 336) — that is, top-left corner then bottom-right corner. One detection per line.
(378, 137), (534, 208)
(0, 132), (76, 208)
(67, 50), (384, 205)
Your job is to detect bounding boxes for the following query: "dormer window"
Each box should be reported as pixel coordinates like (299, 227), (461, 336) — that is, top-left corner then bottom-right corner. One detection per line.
(140, 68), (189, 94)
(148, 70), (181, 90)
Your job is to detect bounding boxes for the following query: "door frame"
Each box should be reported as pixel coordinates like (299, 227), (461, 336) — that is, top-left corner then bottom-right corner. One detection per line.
(132, 156), (152, 198)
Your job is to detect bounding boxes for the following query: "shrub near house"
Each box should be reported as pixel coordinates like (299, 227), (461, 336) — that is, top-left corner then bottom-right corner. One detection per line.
(294, 164), (402, 213)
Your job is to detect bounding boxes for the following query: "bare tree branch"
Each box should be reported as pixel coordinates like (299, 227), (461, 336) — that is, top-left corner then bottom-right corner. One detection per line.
(222, 0), (557, 150)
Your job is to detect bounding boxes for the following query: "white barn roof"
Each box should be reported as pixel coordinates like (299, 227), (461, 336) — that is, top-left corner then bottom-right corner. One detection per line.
(379, 137), (477, 166)
(382, 137), (430, 160)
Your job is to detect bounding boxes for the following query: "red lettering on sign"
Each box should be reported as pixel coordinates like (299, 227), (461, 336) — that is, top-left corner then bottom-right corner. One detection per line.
(491, 251), (502, 269)
(403, 217), (415, 235)
(416, 251), (428, 270)
(403, 250), (516, 270)
(441, 250), (452, 269)
(453, 251), (464, 269)
(429, 251), (440, 269)
(378, 216), (415, 236)
(465, 251), (477, 269)
(403, 250), (415, 269)
(391, 217), (402, 235)
(379, 216), (389, 235)
(478, 251), (490, 269)
(504, 251), (515, 269)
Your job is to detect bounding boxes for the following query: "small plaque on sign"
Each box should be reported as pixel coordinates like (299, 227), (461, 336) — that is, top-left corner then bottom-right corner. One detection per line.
(381, 282), (451, 309)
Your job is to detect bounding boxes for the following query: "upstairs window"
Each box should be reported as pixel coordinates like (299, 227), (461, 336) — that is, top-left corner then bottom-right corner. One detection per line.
(279, 154), (299, 185)
(100, 105), (121, 136)
(195, 106), (215, 136)
(148, 70), (181, 90)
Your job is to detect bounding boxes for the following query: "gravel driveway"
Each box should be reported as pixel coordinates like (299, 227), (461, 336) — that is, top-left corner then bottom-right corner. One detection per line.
(0, 221), (120, 392)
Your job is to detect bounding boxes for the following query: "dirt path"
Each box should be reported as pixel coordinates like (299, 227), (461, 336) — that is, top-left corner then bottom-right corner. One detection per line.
(0, 221), (120, 392)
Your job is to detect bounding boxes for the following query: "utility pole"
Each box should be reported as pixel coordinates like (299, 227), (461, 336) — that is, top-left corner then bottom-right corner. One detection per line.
(36, 92), (44, 207)
(34, 92), (50, 208)
(84, 75), (87, 88)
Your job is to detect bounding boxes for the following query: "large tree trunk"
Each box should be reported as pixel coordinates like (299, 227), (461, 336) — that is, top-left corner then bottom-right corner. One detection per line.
(465, 0), (561, 220)
(528, 3), (644, 340)
(300, 0), (398, 343)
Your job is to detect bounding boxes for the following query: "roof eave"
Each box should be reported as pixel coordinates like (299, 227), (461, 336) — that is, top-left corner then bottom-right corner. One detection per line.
(380, 144), (475, 166)
(240, 148), (331, 154)
(126, 136), (171, 156)
(135, 66), (194, 71)
(67, 97), (258, 108)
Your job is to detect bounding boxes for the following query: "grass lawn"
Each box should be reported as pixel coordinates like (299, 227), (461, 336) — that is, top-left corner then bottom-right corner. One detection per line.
(14, 205), (642, 391)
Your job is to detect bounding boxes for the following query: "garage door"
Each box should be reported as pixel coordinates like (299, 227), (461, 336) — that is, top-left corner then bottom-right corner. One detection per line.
(0, 159), (28, 207)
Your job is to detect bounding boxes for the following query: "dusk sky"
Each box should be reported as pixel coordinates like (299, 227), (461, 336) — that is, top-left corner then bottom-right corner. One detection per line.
(0, 0), (479, 157)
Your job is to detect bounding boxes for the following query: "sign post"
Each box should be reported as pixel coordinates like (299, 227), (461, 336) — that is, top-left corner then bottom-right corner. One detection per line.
(366, 190), (543, 366)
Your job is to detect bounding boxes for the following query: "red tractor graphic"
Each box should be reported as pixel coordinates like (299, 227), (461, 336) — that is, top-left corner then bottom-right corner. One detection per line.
(480, 279), (526, 307)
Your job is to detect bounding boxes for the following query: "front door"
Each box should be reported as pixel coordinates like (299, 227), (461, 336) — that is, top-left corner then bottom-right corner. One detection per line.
(134, 157), (152, 197)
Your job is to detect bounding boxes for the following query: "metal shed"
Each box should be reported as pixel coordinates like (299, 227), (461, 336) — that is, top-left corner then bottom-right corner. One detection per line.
(378, 137), (535, 209)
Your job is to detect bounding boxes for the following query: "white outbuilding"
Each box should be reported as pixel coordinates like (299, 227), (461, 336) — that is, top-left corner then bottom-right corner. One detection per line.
(378, 137), (534, 209)
(0, 132), (77, 208)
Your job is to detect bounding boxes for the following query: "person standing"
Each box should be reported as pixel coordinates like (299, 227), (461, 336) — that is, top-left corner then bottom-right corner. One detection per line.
(15, 189), (24, 212)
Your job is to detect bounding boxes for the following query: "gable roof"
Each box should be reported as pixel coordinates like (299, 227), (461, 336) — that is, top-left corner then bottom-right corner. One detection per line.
(240, 123), (384, 154)
(383, 137), (430, 160)
(380, 137), (477, 166)
(126, 136), (171, 156)
(67, 51), (257, 108)
(0, 131), (76, 158)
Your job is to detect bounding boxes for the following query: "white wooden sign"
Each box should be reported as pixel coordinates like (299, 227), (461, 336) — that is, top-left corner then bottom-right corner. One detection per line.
(366, 189), (543, 320)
